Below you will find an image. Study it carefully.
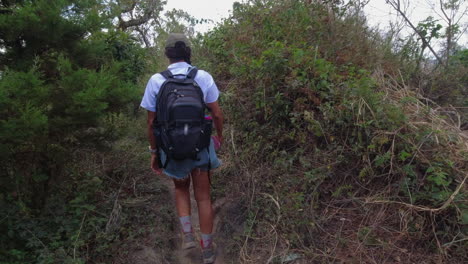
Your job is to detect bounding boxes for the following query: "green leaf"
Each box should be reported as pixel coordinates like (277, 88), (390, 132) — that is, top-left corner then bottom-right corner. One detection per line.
(32, 173), (49, 183)
(461, 209), (468, 225)
(399, 150), (411, 161)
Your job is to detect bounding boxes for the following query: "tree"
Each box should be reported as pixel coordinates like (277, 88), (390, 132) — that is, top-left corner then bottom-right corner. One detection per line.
(0, 1), (151, 262)
(0, 1), (147, 258)
(106, 0), (199, 48)
(112, 0), (165, 46)
(432, 0), (467, 65)
(385, 0), (468, 66)
(385, 0), (445, 65)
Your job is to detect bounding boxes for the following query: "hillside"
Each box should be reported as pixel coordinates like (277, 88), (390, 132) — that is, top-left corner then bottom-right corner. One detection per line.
(1, 0), (467, 263)
(195, 0), (468, 263)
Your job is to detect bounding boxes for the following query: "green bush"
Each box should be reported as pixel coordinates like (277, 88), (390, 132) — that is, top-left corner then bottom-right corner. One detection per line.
(197, 0), (467, 262)
(0, 1), (149, 262)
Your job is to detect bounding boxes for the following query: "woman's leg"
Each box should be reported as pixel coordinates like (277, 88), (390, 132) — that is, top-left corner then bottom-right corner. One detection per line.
(173, 177), (191, 218)
(192, 169), (216, 263)
(191, 169), (213, 234)
(173, 177), (197, 249)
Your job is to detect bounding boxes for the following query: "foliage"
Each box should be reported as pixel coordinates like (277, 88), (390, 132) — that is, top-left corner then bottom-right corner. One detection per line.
(0, 115), (175, 263)
(197, 0), (467, 262)
(0, 0), (151, 262)
(381, 0), (468, 111)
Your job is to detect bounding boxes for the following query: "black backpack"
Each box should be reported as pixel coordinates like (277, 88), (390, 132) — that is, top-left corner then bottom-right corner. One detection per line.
(153, 67), (212, 167)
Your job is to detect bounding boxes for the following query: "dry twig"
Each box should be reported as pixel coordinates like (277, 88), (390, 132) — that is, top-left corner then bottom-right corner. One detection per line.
(366, 171), (467, 213)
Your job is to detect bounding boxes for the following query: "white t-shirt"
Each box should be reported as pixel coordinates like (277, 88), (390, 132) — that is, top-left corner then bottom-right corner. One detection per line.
(140, 62), (220, 112)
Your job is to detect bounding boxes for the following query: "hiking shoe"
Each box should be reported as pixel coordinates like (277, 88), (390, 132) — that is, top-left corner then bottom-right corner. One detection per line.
(182, 232), (196, 250)
(202, 245), (216, 264)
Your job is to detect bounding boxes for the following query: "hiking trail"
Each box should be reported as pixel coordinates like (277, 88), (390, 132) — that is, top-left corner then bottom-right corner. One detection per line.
(123, 168), (228, 264)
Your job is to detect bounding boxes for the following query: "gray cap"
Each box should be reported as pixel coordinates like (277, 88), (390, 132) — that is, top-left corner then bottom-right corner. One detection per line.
(165, 33), (190, 48)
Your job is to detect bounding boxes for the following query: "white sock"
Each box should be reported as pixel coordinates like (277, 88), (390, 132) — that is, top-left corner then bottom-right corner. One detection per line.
(179, 216), (192, 233)
(201, 233), (213, 249)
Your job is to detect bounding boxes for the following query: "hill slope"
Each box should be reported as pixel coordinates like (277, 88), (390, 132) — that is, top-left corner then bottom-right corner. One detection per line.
(196, 1), (468, 262)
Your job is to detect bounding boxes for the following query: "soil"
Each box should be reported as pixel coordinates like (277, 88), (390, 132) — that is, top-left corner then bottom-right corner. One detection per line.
(130, 174), (228, 264)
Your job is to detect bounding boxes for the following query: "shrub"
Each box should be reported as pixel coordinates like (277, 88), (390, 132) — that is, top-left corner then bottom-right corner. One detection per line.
(0, 1), (149, 261)
(197, 0), (467, 262)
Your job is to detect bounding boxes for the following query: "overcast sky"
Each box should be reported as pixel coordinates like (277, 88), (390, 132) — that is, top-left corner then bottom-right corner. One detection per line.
(164, 0), (467, 46)
(165, 0), (235, 32)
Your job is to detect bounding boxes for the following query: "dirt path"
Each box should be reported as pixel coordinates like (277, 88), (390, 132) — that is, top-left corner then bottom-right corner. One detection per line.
(162, 176), (227, 264)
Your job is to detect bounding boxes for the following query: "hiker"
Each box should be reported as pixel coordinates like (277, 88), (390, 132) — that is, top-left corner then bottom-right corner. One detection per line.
(140, 33), (223, 264)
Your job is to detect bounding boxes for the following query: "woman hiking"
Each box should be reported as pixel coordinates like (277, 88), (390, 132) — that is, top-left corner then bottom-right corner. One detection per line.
(140, 33), (223, 264)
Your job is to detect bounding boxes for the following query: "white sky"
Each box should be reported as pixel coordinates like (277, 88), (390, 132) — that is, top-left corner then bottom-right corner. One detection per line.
(365, 0), (467, 45)
(165, 0), (236, 32)
(164, 0), (467, 46)
(365, 0), (438, 25)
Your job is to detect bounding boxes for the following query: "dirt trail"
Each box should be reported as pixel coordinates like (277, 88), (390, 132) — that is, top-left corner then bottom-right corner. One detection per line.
(162, 176), (227, 264)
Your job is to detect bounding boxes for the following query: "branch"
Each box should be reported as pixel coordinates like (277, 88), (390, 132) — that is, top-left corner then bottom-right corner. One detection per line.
(119, 0), (137, 14)
(73, 213), (87, 260)
(439, 0), (451, 23)
(454, 25), (467, 42)
(386, 0), (445, 66)
(366, 171), (467, 213)
(118, 1), (156, 30)
(454, 6), (468, 25)
(0, 7), (12, 14)
(135, 26), (151, 47)
(119, 14), (152, 29)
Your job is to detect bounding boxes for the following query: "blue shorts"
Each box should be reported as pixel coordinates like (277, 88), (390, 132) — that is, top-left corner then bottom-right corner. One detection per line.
(159, 138), (221, 179)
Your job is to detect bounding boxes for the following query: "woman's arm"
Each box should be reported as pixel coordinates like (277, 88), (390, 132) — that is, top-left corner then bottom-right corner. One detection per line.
(147, 110), (161, 174)
(147, 110), (157, 149)
(207, 101), (224, 143)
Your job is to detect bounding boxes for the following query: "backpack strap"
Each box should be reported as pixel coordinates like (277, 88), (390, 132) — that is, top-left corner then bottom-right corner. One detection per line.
(186, 67), (198, 79)
(157, 149), (163, 168)
(160, 70), (173, 79)
(160, 68), (197, 79)
(163, 156), (170, 169)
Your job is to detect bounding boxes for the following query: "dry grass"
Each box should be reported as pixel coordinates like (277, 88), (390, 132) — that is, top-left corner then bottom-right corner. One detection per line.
(213, 68), (468, 264)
